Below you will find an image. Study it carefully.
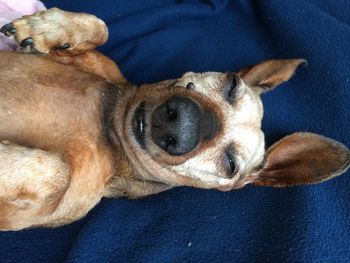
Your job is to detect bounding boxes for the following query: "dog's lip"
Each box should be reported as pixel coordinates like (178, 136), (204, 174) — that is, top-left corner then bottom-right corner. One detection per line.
(132, 101), (147, 149)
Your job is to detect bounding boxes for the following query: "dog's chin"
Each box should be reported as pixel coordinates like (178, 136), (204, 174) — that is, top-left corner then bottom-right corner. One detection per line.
(131, 101), (147, 149)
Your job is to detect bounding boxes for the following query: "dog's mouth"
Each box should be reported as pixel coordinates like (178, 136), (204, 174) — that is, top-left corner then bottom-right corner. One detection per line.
(132, 101), (147, 149)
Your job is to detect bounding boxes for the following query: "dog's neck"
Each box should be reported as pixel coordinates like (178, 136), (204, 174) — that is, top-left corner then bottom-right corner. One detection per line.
(101, 83), (172, 198)
(101, 84), (130, 147)
(100, 83), (134, 197)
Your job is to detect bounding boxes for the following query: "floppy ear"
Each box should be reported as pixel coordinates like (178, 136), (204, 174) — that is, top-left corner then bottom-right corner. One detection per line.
(237, 59), (307, 94)
(247, 133), (350, 187)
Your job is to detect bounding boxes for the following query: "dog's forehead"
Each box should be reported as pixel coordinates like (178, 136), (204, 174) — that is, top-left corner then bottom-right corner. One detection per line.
(177, 71), (264, 130)
(177, 71), (225, 93)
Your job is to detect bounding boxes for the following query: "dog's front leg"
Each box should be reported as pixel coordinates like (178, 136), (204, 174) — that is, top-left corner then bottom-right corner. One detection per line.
(0, 141), (69, 231)
(0, 8), (126, 84)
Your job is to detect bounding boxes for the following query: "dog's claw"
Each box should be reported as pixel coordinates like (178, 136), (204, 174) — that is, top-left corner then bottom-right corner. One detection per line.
(20, 37), (33, 48)
(0, 23), (16, 37)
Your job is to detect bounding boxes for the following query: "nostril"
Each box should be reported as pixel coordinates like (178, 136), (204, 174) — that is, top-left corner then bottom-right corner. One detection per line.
(158, 135), (177, 152)
(166, 104), (177, 121)
(166, 135), (176, 146)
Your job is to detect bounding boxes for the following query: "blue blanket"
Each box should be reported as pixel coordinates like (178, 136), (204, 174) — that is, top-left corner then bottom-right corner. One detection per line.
(1, 0), (349, 262)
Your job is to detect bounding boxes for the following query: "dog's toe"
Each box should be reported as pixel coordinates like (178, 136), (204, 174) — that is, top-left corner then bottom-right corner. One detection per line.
(0, 23), (16, 37)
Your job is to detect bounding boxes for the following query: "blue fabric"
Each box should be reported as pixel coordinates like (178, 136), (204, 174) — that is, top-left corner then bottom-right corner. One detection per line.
(1, 0), (350, 262)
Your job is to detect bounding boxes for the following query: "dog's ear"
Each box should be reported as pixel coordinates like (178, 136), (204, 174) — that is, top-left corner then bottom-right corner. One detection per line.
(237, 59), (307, 94)
(243, 133), (350, 187)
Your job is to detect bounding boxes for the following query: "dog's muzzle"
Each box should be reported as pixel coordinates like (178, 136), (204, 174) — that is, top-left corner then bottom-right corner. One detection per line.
(151, 96), (218, 156)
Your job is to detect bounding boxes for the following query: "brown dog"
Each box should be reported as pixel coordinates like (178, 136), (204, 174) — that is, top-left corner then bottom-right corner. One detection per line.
(0, 8), (349, 231)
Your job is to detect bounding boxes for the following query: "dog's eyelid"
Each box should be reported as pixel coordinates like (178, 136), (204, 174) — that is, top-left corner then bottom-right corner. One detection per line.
(223, 73), (240, 104)
(223, 147), (239, 178)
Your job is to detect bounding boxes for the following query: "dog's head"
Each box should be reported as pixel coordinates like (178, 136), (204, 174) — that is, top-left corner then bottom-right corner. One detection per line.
(119, 59), (350, 190)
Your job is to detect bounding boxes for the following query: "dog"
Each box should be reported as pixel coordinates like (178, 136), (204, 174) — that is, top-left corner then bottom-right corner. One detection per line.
(0, 8), (349, 231)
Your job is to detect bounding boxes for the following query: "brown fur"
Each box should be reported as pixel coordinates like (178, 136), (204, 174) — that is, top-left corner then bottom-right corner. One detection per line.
(251, 133), (350, 187)
(0, 8), (349, 231)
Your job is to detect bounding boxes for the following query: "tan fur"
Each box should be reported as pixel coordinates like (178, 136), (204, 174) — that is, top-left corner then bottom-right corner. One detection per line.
(0, 141), (69, 229)
(12, 8), (108, 53)
(0, 8), (349, 231)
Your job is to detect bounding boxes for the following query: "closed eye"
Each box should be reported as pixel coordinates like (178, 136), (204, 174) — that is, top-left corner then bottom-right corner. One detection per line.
(223, 147), (238, 178)
(223, 73), (239, 103)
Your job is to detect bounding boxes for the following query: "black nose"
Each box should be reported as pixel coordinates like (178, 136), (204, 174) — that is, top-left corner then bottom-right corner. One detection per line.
(151, 96), (217, 156)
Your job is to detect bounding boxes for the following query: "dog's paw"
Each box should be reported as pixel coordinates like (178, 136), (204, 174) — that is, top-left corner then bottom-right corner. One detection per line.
(0, 8), (71, 53)
(0, 8), (107, 54)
